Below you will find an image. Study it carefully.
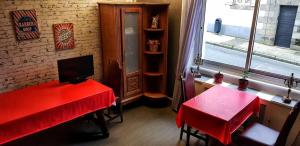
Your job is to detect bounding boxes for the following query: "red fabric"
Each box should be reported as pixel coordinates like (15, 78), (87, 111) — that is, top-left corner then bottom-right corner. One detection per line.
(176, 85), (259, 145)
(0, 79), (115, 145)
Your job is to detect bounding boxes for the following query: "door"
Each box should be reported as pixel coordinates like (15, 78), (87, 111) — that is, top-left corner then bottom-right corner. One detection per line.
(121, 8), (142, 98)
(274, 5), (298, 48)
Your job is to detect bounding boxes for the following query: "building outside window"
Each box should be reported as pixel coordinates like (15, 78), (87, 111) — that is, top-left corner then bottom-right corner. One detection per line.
(201, 0), (300, 95)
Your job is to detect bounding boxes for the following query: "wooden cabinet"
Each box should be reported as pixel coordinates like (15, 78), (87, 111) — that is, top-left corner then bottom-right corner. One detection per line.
(121, 7), (143, 101)
(99, 2), (169, 104)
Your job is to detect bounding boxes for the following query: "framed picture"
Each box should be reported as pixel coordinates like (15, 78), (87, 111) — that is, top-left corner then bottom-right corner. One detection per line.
(11, 10), (40, 41)
(53, 23), (75, 50)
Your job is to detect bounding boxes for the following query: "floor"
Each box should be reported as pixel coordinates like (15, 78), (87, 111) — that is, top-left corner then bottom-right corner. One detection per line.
(4, 102), (211, 146)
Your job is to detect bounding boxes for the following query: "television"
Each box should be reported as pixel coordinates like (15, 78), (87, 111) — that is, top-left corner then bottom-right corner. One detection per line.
(57, 55), (94, 83)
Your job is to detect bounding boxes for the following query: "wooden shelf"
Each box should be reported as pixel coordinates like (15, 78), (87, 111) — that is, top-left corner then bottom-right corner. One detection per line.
(142, 4), (168, 104)
(144, 72), (163, 76)
(144, 92), (166, 98)
(121, 93), (143, 105)
(144, 51), (163, 55)
(144, 28), (164, 32)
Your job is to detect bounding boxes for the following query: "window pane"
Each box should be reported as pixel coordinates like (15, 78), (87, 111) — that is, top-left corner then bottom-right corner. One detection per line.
(251, 0), (300, 77)
(203, 0), (254, 68)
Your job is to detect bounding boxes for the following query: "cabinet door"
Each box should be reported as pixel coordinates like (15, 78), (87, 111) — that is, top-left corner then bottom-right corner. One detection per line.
(121, 8), (142, 98)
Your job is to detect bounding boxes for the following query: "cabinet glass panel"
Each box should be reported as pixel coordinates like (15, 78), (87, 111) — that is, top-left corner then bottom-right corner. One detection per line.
(124, 12), (139, 74)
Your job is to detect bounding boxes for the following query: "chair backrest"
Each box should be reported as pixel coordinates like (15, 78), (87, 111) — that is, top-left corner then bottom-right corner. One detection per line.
(177, 71), (196, 111)
(275, 101), (300, 146)
(107, 60), (122, 97)
(178, 74), (186, 111)
(183, 72), (196, 101)
(179, 71), (195, 102)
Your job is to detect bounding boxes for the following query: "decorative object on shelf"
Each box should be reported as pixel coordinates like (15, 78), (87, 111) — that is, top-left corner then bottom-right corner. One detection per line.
(283, 73), (299, 104)
(191, 53), (203, 78)
(151, 14), (159, 29)
(214, 71), (224, 84)
(147, 40), (160, 52)
(53, 23), (75, 50)
(238, 70), (249, 90)
(11, 9), (40, 41)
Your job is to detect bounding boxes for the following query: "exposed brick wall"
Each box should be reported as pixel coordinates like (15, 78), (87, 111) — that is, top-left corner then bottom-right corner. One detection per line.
(0, 0), (133, 93)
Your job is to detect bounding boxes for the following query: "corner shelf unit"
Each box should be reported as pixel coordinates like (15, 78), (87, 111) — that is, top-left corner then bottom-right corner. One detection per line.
(144, 28), (164, 32)
(142, 4), (169, 99)
(144, 92), (167, 99)
(99, 2), (169, 104)
(144, 51), (163, 55)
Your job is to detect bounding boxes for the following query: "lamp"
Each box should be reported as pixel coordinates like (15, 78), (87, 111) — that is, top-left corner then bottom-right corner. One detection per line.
(191, 53), (203, 78)
(283, 73), (299, 103)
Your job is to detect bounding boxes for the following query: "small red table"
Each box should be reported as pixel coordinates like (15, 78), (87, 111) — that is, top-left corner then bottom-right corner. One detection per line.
(0, 79), (115, 145)
(176, 85), (259, 145)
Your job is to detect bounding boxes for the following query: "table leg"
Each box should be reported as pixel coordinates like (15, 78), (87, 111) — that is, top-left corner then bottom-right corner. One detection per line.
(95, 110), (109, 138)
(180, 122), (185, 140)
(69, 110), (109, 142)
(186, 125), (191, 146)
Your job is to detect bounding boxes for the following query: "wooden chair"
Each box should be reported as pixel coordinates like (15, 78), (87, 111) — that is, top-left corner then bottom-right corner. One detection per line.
(179, 71), (209, 146)
(104, 60), (123, 123)
(238, 101), (300, 146)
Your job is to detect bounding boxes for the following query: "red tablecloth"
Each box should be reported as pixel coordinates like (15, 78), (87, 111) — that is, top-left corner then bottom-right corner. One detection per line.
(0, 79), (115, 145)
(176, 85), (259, 145)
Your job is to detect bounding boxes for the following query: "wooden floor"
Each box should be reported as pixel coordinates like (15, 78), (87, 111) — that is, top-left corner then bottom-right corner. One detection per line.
(4, 102), (213, 146)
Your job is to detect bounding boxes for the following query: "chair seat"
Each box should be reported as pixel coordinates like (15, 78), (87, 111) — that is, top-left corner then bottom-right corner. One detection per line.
(112, 96), (121, 106)
(181, 124), (207, 140)
(104, 96), (123, 123)
(239, 123), (279, 146)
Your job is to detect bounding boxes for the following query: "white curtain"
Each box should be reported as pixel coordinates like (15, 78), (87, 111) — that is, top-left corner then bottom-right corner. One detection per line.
(172, 0), (207, 111)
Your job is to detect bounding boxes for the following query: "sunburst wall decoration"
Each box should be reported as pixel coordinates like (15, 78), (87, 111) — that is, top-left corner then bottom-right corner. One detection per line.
(53, 23), (75, 50)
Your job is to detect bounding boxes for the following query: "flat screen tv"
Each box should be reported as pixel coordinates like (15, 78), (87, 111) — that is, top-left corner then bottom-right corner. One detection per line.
(57, 55), (94, 83)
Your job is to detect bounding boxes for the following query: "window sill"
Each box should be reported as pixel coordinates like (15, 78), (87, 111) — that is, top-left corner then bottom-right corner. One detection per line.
(195, 70), (298, 109)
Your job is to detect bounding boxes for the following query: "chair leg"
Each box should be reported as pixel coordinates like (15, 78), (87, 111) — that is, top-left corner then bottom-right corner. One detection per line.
(186, 125), (191, 146)
(120, 114), (123, 122)
(119, 103), (123, 123)
(95, 110), (109, 138)
(205, 135), (209, 146)
(180, 123), (185, 140)
(119, 107), (123, 123)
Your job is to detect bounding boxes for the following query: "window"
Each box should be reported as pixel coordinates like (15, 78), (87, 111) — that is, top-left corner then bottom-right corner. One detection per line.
(251, 2), (300, 78)
(203, 0), (254, 68)
(202, 0), (300, 89)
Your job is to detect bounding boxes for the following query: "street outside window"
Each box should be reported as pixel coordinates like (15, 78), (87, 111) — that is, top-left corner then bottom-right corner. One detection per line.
(202, 0), (300, 82)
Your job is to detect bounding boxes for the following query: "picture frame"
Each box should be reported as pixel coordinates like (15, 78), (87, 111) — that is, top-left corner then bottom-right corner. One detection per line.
(53, 23), (75, 50)
(11, 9), (40, 41)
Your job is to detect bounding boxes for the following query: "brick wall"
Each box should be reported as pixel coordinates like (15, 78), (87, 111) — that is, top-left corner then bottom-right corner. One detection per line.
(0, 0), (133, 93)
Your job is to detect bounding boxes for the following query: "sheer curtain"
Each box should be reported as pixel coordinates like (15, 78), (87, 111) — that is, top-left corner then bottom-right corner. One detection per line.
(172, 0), (207, 111)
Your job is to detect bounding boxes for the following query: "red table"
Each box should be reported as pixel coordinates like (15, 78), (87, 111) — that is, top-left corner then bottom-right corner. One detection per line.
(0, 79), (115, 145)
(176, 85), (259, 145)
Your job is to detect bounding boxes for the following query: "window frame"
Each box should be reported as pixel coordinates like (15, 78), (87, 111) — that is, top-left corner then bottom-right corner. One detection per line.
(199, 0), (300, 99)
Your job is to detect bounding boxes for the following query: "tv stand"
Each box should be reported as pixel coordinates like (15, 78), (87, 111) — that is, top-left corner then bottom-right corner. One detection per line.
(70, 78), (87, 84)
